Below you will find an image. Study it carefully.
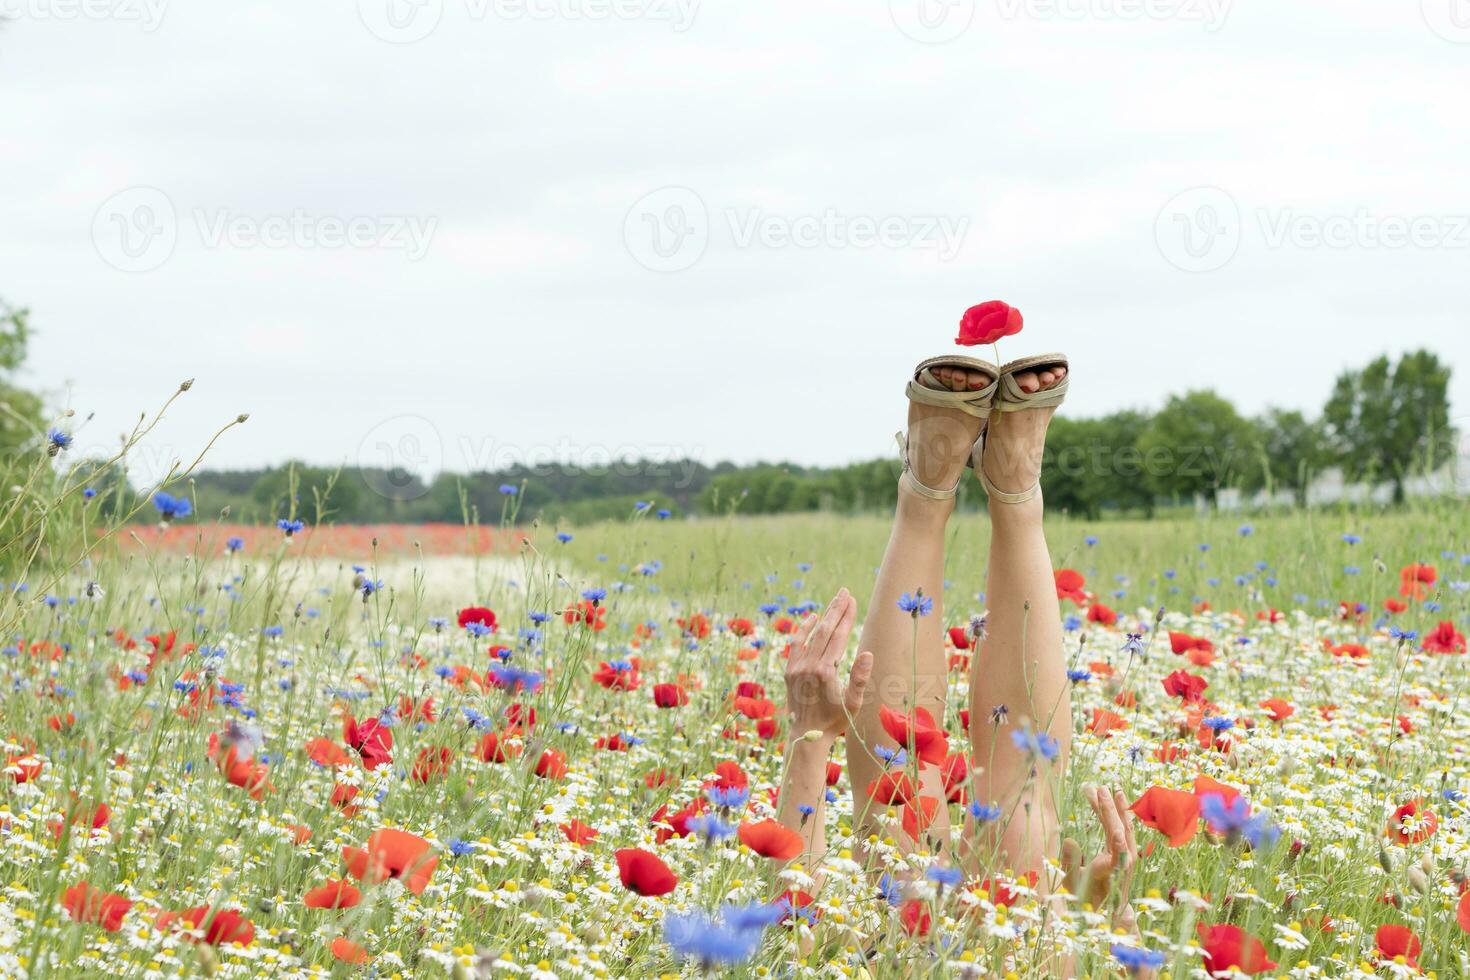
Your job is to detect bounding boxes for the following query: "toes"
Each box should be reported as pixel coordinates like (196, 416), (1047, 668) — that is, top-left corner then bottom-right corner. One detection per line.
(948, 370), (969, 393)
(1038, 370), (1056, 388)
(1014, 370), (1040, 394)
(967, 369), (992, 390)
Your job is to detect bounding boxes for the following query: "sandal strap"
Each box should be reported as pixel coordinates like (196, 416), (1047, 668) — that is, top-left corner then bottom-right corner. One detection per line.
(904, 357), (1000, 420)
(895, 432), (962, 501)
(995, 354), (1069, 414)
(979, 466), (1040, 505)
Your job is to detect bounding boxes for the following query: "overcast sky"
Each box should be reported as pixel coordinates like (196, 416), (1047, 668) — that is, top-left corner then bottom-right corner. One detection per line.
(3, 0), (1468, 487)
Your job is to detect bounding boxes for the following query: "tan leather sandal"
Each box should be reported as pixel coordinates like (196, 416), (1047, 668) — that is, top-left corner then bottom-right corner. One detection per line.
(978, 354), (1069, 505)
(896, 355), (999, 501)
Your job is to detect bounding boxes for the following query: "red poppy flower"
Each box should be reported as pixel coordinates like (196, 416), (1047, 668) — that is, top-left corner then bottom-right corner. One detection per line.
(157, 906), (255, 946)
(411, 746), (454, 783)
(707, 760), (749, 791)
(63, 882), (133, 931)
(330, 783), (360, 815)
(1259, 697), (1294, 722)
(1154, 741), (1187, 763)
(1386, 799), (1438, 845)
(1129, 786), (1201, 847)
(901, 796), (941, 841)
(1457, 891), (1470, 933)
(565, 600), (608, 630)
(1087, 708), (1129, 736)
(7, 753), (43, 783)
(593, 661), (641, 691)
(477, 730), (522, 764)
(825, 761), (842, 786)
(1055, 569), (1087, 603)
(727, 617), (754, 637)
(331, 937), (372, 964)
(342, 715), (393, 770)
(734, 696), (776, 720)
(1374, 924), (1421, 968)
(306, 738), (352, 768)
(956, 300), (1023, 347)
(867, 771), (917, 806)
(1168, 632), (1214, 656)
(652, 799), (705, 843)
(1087, 603), (1118, 626)
(652, 683), (689, 708)
(615, 848), (678, 896)
(1424, 621), (1467, 654)
(899, 899), (931, 936)
(1162, 670), (1208, 704)
(1196, 923), (1276, 975)
(777, 889), (818, 924)
(534, 748), (568, 780)
(561, 820), (600, 846)
(341, 828), (438, 895)
(304, 879), (361, 910)
(940, 753), (969, 803)
(1398, 563), (1437, 600)
(457, 606), (497, 630)
(879, 705), (949, 766)
(1384, 598), (1408, 614)
(738, 819), (803, 860)
(947, 626), (971, 651)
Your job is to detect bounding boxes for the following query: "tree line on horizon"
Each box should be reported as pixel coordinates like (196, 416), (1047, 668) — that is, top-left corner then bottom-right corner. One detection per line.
(0, 298), (1457, 526)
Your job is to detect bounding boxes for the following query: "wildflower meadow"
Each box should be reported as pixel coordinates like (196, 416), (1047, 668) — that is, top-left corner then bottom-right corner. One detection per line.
(4, 391), (1470, 979)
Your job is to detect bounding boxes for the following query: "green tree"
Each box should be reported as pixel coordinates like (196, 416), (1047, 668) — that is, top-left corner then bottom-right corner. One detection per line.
(0, 301), (44, 454)
(1323, 351), (1455, 502)
(1138, 391), (1254, 508)
(1243, 408), (1324, 507)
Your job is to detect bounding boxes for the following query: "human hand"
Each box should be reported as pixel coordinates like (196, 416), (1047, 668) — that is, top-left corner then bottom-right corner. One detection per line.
(1061, 785), (1140, 933)
(784, 589), (873, 742)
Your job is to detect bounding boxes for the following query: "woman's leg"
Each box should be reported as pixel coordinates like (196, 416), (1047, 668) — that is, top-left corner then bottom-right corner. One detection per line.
(848, 365), (990, 854)
(966, 365), (1072, 879)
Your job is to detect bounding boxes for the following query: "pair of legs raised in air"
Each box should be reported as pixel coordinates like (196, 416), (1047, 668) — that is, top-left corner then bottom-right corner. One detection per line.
(844, 355), (1071, 878)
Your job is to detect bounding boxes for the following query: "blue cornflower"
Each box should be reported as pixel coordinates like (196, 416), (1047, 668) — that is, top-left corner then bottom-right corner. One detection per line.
(1063, 614), (1084, 632)
(1112, 945), (1166, 975)
(465, 621), (494, 638)
(1085, 535), (1099, 547)
(873, 745), (907, 768)
(1200, 793), (1251, 835)
(925, 865), (964, 889)
(359, 578), (383, 597)
(1390, 626), (1418, 642)
(529, 611), (550, 624)
(877, 874), (903, 906)
(796, 804), (815, 819)
(428, 616), (449, 630)
(277, 518), (305, 536)
(687, 814), (737, 842)
(1067, 669), (1092, 683)
(82, 487), (97, 499)
(706, 785), (750, 810)
(759, 602), (779, 617)
(663, 909), (766, 967)
(152, 492), (192, 519)
(657, 508), (671, 519)
(1010, 729), (1059, 761)
(634, 501), (651, 511)
(1203, 716), (1235, 732)
(582, 587), (608, 603)
(969, 802), (1002, 822)
(262, 625), (284, 638)
(1242, 814), (1281, 850)
(1342, 533), (1362, 545)
(488, 664), (543, 693)
(498, 484), (518, 495)
(722, 902), (784, 932)
(1122, 633), (1146, 656)
(556, 532), (573, 543)
(225, 536), (244, 553)
(47, 427), (72, 453)
(447, 838), (476, 856)
(897, 592), (934, 616)
(1444, 788), (1466, 803)
(1238, 524), (1253, 537)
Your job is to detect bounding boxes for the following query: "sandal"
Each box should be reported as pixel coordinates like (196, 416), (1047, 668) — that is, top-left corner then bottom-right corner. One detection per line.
(978, 354), (1069, 505)
(896, 355), (999, 501)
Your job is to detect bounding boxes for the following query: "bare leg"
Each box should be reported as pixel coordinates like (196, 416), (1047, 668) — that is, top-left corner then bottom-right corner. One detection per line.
(849, 365), (990, 856)
(965, 366), (1071, 879)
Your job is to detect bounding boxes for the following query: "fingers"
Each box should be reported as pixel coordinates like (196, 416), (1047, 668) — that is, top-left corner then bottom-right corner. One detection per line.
(1085, 854), (1114, 907)
(843, 651), (874, 715)
(805, 588), (851, 664)
(822, 594), (857, 667)
(1088, 784), (1128, 866)
(1115, 788), (1139, 860)
(1060, 838), (1084, 895)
